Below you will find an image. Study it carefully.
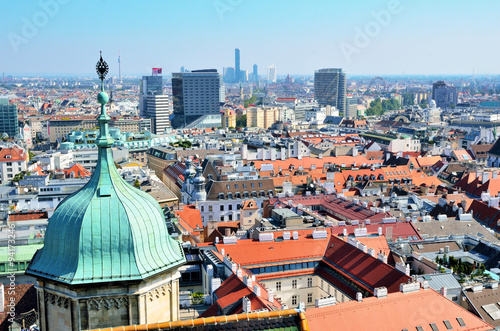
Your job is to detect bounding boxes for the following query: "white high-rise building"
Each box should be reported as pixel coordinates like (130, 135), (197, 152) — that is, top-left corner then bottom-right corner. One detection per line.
(267, 65), (277, 83)
(144, 95), (170, 134)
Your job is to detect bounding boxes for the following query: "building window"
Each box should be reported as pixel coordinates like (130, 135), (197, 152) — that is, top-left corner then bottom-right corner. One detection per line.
(220, 216), (224, 222)
(243, 183), (247, 189)
(201, 206), (204, 212)
(259, 182), (263, 188)
(307, 293), (313, 303)
(251, 183), (255, 188)
(235, 184), (238, 189)
(292, 280), (297, 289)
(307, 277), (312, 288)
(292, 295), (297, 306)
(228, 204), (232, 210)
(220, 205), (224, 211)
(209, 206), (213, 211)
(276, 282), (281, 291)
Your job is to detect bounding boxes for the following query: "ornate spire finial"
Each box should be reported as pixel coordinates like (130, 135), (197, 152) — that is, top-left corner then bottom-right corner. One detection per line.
(96, 51), (109, 82)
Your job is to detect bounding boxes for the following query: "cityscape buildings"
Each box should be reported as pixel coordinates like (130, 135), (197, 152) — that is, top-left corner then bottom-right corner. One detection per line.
(2, 3), (500, 329)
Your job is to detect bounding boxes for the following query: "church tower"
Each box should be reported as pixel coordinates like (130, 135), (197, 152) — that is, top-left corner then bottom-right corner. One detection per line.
(26, 53), (185, 331)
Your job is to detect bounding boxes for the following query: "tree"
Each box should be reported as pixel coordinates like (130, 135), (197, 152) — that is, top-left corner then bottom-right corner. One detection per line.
(366, 98), (384, 116)
(244, 95), (257, 108)
(402, 93), (415, 106)
(236, 114), (247, 128)
(134, 179), (140, 188)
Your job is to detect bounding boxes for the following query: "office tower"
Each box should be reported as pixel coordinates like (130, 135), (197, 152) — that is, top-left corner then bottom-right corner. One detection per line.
(142, 95), (170, 134)
(171, 69), (222, 128)
(118, 51), (121, 83)
(432, 81), (458, 108)
(0, 98), (19, 137)
(241, 70), (248, 82)
(267, 65), (277, 83)
(139, 71), (170, 134)
(223, 67), (235, 84)
(140, 74), (162, 95)
(346, 97), (358, 118)
(314, 68), (346, 114)
(253, 64), (258, 82)
(235, 48), (241, 83)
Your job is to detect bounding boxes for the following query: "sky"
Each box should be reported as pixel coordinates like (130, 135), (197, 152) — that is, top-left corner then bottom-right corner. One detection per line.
(1, 0), (500, 77)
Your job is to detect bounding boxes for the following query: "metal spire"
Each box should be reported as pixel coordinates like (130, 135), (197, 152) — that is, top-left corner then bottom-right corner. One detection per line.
(96, 50), (109, 90)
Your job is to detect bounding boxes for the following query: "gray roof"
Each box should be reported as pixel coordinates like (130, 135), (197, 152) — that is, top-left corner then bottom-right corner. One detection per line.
(417, 273), (461, 291)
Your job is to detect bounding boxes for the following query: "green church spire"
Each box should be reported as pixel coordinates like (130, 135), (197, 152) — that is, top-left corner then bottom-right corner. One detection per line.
(26, 52), (185, 285)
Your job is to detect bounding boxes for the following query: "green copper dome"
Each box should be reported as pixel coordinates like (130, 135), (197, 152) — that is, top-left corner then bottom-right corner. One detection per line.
(26, 54), (185, 285)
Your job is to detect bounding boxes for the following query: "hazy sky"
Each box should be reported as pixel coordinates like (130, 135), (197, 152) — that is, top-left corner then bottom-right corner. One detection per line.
(1, 0), (499, 77)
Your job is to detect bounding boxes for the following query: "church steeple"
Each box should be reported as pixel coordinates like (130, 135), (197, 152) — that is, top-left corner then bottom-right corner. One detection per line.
(27, 52), (185, 285)
(26, 52), (186, 330)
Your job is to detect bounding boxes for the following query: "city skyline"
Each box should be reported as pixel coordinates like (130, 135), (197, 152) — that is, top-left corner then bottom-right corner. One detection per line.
(2, 0), (500, 76)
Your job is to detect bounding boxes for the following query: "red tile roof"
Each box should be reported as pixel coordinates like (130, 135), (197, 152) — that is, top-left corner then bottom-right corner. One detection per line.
(175, 205), (203, 234)
(58, 163), (91, 178)
(215, 229), (330, 266)
(9, 212), (48, 222)
(305, 288), (493, 331)
(323, 236), (411, 293)
(0, 147), (26, 163)
(330, 222), (422, 241)
(163, 162), (186, 187)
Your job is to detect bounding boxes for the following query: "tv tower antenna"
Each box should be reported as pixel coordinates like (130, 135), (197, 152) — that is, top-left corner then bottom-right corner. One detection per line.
(118, 50), (122, 83)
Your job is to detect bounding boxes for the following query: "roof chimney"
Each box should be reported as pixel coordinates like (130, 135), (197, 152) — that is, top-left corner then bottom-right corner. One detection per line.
(268, 289), (274, 302)
(242, 296), (251, 313)
(356, 292), (362, 302)
(374, 287), (388, 298)
(245, 275), (252, 288)
(378, 252), (388, 264)
(253, 284), (261, 297)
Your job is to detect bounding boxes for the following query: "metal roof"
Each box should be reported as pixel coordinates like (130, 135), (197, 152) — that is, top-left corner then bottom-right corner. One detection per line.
(417, 273), (461, 291)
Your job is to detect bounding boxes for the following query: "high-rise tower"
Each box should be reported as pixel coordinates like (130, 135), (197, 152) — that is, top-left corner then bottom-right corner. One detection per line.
(118, 50), (121, 83)
(314, 68), (346, 114)
(139, 70), (170, 134)
(235, 48), (241, 83)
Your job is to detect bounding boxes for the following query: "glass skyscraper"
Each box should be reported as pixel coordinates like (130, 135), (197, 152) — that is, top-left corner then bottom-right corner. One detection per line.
(235, 48), (241, 83)
(171, 69), (222, 129)
(0, 98), (18, 138)
(314, 68), (346, 114)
